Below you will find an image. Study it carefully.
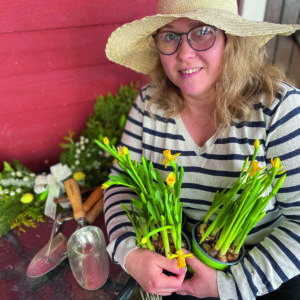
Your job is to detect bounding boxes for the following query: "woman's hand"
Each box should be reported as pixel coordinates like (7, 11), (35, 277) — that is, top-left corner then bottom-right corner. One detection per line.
(125, 248), (187, 296)
(176, 250), (220, 298)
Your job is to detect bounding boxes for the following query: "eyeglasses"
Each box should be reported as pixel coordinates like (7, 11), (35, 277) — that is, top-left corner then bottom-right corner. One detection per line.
(152, 25), (217, 55)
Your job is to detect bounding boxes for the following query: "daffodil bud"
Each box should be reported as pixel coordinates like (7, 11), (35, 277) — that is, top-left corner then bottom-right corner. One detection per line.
(103, 137), (109, 145)
(166, 172), (176, 187)
(101, 182), (109, 189)
(141, 237), (147, 244)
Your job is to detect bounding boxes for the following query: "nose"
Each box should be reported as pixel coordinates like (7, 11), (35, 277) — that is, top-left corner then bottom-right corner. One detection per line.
(176, 35), (196, 60)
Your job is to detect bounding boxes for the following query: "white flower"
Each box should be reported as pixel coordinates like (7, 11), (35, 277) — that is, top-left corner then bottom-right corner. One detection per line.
(11, 172), (16, 176)
(30, 173), (35, 177)
(76, 149), (81, 154)
(85, 138), (89, 144)
(80, 145), (85, 151)
(93, 161), (100, 168)
(4, 189), (9, 194)
(16, 171), (22, 177)
(23, 177), (29, 182)
(16, 188), (22, 193)
(75, 160), (80, 165)
(10, 191), (15, 196)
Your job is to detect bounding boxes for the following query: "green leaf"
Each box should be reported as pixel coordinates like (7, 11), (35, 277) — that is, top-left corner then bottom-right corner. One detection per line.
(3, 162), (14, 173)
(147, 202), (159, 223)
(131, 198), (144, 210)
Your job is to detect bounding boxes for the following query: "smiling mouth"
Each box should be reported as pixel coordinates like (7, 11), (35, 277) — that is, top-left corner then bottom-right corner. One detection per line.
(180, 67), (202, 75)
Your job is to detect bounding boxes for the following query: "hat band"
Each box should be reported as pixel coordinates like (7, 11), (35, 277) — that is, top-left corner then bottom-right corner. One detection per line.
(157, 0), (238, 15)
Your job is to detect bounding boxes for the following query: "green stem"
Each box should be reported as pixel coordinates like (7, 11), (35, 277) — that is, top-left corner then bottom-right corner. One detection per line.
(160, 216), (171, 258)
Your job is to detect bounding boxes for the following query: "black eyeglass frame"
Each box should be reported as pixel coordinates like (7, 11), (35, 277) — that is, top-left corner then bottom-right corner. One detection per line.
(152, 25), (218, 55)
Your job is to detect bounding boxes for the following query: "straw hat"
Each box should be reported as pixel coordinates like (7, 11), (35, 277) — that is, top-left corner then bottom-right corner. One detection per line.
(105, 0), (300, 74)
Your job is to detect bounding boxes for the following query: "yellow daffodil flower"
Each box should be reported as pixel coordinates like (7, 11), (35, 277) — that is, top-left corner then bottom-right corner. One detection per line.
(141, 236), (148, 244)
(73, 171), (86, 181)
(162, 149), (181, 168)
(271, 157), (285, 174)
(248, 161), (265, 177)
(254, 139), (260, 149)
(166, 172), (176, 187)
(20, 193), (34, 204)
(103, 137), (109, 145)
(118, 146), (129, 156)
(168, 249), (193, 268)
(271, 157), (282, 169)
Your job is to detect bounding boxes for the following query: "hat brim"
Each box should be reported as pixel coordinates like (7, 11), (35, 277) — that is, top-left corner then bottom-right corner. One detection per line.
(105, 9), (300, 74)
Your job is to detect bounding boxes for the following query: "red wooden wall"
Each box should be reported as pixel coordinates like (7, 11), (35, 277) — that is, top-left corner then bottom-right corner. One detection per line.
(0, 0), (156, 171)
(0, 1), (243, 172)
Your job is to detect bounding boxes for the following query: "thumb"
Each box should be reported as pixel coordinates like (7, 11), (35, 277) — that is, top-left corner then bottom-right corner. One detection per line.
(157, 255), (187, 275)
(182, 250), (203, 274)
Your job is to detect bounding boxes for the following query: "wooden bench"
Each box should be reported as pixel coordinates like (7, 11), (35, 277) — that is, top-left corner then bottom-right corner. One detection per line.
(265, 0), (300, 88)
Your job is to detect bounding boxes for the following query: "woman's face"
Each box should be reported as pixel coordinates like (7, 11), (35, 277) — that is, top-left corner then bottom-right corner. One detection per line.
(158, 18), (226, 102)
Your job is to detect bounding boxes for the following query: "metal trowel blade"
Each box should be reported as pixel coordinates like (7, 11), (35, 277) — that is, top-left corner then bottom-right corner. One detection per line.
(26, 232), (68, 278)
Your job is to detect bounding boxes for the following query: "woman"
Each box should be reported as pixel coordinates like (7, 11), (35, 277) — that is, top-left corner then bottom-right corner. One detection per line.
(104, 0), (300, 299)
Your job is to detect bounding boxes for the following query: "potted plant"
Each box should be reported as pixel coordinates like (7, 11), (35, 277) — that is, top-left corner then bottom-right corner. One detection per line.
(192, 139), (286, 270)
(95, 137), (192, 267)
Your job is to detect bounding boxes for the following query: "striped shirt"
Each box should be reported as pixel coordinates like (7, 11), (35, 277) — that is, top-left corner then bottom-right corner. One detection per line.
(104, 81), (300, 300)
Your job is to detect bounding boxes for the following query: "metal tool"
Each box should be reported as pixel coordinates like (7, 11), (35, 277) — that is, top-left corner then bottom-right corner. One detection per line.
(26, 213), (71, 278)
(26, 186), (103, 278)
(65, 178), (109, 290)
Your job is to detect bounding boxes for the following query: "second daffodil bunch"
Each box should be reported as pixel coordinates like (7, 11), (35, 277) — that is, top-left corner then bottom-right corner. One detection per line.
(197, 139), (287, 263)
(95, 137), (192, 268)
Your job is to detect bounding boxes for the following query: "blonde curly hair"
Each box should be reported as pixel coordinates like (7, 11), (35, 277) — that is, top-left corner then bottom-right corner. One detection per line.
(148, 35), (289, 130)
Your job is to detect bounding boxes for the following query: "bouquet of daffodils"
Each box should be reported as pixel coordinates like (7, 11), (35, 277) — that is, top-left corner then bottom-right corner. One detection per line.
(95, 137), (192, 268)
(196, 139), (286, 262)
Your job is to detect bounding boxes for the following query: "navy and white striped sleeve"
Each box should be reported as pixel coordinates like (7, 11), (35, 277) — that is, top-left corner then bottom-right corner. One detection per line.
(104, 87), (148, 270)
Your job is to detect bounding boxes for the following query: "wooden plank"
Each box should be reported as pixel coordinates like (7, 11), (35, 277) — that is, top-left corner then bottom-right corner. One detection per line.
(273, 0), (300, 73)
(264, 0), (284, 62)
(264, 0), (284, 23)
(274, 36), (296, 73)
(0, 63), (146, 115)
(0, 0), (157, 33)
(1, 102), (97, 171)
(280, 0), (300, 24)
(0, 24), (115, 77)
(288, 43), (300, 88)
(0, 64), (146, 170)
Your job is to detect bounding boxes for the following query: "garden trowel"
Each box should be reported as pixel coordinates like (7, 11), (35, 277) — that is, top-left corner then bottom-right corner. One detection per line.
(65, 178), (109, 290)
(26, 186), (104, 278)
(26, 212), (71, 278)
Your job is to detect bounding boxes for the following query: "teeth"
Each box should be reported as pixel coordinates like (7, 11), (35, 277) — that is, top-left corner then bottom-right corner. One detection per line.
(181, 68), (201, 74)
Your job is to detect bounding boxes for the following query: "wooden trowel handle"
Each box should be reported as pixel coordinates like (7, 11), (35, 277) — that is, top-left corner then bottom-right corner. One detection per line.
(83, 186), (103, 212)
(64, 178), (86, 220)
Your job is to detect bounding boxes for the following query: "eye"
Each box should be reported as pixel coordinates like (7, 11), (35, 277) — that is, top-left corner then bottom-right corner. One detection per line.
(191, 26), (214, 40)
(161, 32), (178, 42)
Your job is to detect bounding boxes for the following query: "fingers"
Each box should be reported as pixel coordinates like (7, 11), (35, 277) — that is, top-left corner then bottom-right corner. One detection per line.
(125, 248), (188, 296)
(143, 256), (187, 295)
